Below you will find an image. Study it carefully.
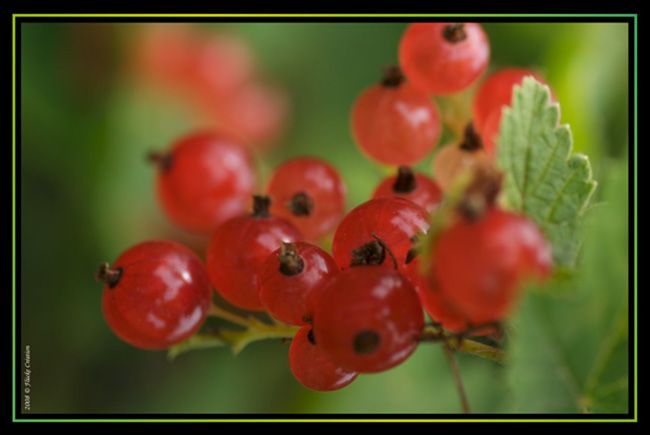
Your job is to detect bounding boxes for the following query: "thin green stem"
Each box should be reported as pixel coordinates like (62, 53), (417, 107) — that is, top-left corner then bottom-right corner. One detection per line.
(447, 337), (505, 364)
(419, 324), (505, 364)
(169, 305), (299, 359)
(208, 303), (254, 328)
(443, 344), (471, 414)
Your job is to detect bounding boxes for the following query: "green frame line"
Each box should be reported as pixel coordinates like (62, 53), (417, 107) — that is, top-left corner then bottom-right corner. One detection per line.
(11, 418), (640, 423)
(11, 13), (639, 18)
(633, 14), (638, 423)
(11, 13), (638, 423)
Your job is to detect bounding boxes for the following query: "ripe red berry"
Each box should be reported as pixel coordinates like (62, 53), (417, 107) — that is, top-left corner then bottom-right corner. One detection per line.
(267, 157), (346, 241)
(433, 124), (489, 192)
(405, 259), (469, 333)
(480, 109), (502, 157)
(351, 66), (441, 165)
(258, 242), (339, 325)
(98, 240), (211, 350)
(472, 68), (546, 135)
(133, 25), (255, 100)
(190, 32), (255, 99)
(215, 81), (289, 148)
(131, 24), (196, 93)
(372, 166), (443, 214)
(313, 267), (424, 373)
(431, 208), (552, 325)
(399, 23), (490, 95)
(206, 196), (302, 311)
(289, 326), (357, 391)
(151, 131), (256, 234)
(332, 197), (429, 273)
(473, 69), (553, 156)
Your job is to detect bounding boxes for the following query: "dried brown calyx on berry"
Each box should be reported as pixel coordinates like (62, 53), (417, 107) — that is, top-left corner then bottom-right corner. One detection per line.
(381, 65), (406, 88)
(252, 195), (272, 218)
(457, 161), (504, 221)
(459, 122), (484, 153)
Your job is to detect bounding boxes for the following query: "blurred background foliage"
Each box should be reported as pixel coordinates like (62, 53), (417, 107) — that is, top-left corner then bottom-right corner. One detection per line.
(20, 22), (629, 414)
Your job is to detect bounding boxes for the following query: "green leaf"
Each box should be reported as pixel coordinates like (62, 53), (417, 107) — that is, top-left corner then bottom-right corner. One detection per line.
(505, 161), (629, 413)
(497, 77), (597, 267)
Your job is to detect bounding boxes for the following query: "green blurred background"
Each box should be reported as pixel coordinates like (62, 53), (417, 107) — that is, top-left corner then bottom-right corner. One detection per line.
(20, 22), (630, 414)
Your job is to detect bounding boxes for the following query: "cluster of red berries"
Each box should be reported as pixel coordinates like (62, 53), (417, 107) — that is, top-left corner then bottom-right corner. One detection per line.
(131, 24), (288, 149)
(98, 22), (554, 392)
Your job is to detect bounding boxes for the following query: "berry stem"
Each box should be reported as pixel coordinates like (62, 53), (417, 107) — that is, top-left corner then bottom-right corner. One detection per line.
(221, 321), (300, 355)
(419, 324), (505, 364)
(442, 344), (471, 414)
(208, 303), (254, 328)
(175, 302), (300, 357)
(439, 91), (473, 140)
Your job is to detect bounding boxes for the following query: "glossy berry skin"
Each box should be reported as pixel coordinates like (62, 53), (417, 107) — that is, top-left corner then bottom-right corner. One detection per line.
(432, 208), (552, 325)
(190, 33), (255, 99)
(472, 68), (545, 135)
(405, 259), (495, 336)
(372, 167), (443, 214)
(351, 81), (441, 165)
(154, 132), (256, 234)
(206, 201), (302, 311)
(101, 240), (211, 350)
(332, 197), (429, 272)
(405, 259), (468, 333)
(258, 242), (339, 325)
(133, 25), (254, 100)
(480, 109), (502, 157)
(214, 81), (289, 148)
(267, 158), (346, 241)
(313, 267), (424, 373)
(289, 326), (357, 391)
(399, 23), (490, 95)
(433, 144), (489, 192)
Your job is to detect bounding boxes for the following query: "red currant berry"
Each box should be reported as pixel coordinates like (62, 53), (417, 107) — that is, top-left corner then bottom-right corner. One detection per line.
(313, 267), (424, 373)
(479, 109), (503, 157)
(405, 259), (468, 333)
(332, 197), (429, 273)
(98, 240), (211, 350)
(267, 157), (346, 241)
(151, 131), (256, 234)
(431, 208), (552, 325)
(258, 242), (339, 325)
(190, 32), (255, 99)
(215, 81), (289, 148)
(206, 195), (302, 311)
(351, 66), (441, 165)
(373, 166), (443, 214)
(289, 326), (357, 391)
(433, 124), (489, 192)
(472, 68), (546, 135)
(399, 23), (490, 95)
